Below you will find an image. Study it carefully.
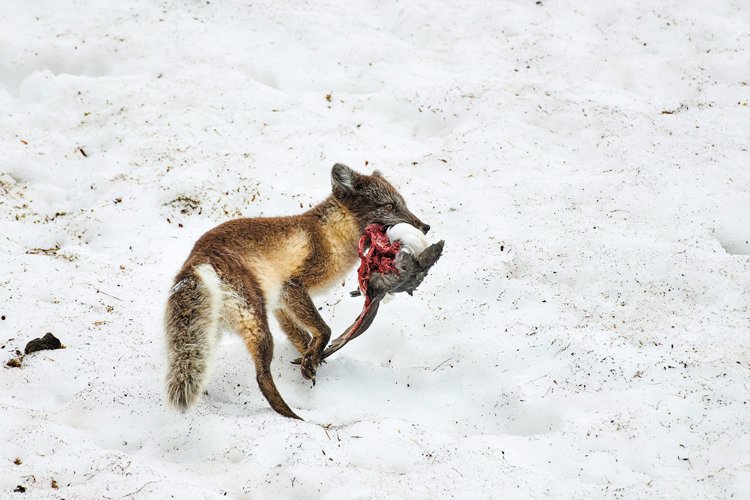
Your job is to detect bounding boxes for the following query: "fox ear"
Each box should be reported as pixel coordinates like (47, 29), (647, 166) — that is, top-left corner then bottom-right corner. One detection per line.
(372, 169), (383, 177)
(331, 163), (357, 193)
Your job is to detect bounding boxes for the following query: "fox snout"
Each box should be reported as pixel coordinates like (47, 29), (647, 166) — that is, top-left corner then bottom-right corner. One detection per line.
(415, 220), (430, 234)
(404, 212), (430, 235)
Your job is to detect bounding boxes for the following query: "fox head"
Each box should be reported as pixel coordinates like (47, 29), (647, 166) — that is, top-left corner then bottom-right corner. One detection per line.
(331, 163), (430, 234)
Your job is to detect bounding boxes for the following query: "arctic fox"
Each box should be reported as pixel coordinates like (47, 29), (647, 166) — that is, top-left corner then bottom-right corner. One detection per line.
(164, 164), (430, 419)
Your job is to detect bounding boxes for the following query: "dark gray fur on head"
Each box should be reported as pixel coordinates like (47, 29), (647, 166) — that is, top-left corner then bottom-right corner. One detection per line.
(331, 163), (357, 194)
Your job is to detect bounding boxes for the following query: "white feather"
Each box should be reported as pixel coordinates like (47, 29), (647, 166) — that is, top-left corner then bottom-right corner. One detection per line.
(386, 223), (430, 256)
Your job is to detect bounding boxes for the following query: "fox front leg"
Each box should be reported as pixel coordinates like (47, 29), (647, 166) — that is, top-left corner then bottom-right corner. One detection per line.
(280, 280), (331, 384)
(274, 308), (311, 355)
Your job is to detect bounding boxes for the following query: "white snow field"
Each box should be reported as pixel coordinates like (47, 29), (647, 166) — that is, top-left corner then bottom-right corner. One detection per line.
(1, 0), (749, 497)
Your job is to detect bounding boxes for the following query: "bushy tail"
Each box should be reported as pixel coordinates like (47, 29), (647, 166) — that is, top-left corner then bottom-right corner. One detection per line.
(164, 263), (222, 411)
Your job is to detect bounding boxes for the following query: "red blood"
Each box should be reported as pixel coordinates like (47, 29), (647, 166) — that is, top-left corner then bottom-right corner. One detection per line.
(357, 224), (401, 307)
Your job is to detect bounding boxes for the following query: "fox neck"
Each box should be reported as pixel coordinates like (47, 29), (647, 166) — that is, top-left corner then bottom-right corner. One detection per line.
(310, 196), (369, 235)
(310, 196), (364, 255)
(305, 197), (363, 288)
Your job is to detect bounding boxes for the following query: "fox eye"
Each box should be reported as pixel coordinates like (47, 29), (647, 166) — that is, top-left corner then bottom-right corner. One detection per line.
(383, 203), (394, 211)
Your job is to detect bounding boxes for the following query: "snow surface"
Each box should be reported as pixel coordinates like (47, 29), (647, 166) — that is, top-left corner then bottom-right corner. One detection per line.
(2, 0), (750, 498)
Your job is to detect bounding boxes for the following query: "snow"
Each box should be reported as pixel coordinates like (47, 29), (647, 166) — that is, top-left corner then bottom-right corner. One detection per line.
(1, 0), (749, 497)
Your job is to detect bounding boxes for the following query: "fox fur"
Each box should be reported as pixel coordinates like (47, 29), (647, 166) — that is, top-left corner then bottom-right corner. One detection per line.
(164, 163), (430, 419)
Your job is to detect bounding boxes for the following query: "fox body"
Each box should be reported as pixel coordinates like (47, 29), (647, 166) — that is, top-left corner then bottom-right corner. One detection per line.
(164, 164), (430, 419)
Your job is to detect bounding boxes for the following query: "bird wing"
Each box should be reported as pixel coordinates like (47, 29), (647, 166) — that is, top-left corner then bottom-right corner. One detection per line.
(292, 240), (444, 364)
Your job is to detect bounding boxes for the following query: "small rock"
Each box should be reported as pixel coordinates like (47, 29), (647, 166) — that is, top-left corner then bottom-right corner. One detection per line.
(24, 333), (63, 354)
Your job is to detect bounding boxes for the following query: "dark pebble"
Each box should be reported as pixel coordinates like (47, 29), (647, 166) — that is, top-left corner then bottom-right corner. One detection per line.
(24, 333), (62, 354)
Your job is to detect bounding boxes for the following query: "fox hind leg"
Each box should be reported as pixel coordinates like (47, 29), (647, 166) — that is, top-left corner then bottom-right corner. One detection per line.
(229, 298), (301, 419)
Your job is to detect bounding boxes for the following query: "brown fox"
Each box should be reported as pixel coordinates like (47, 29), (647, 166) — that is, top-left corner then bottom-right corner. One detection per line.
(164, 164), (430, 419)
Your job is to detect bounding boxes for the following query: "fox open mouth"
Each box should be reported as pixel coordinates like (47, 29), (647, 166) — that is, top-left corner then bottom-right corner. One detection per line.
(383, 222), (430, 235)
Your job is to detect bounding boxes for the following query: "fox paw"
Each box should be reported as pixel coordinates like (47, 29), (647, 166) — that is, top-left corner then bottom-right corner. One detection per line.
(300, 352), (318, 384)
